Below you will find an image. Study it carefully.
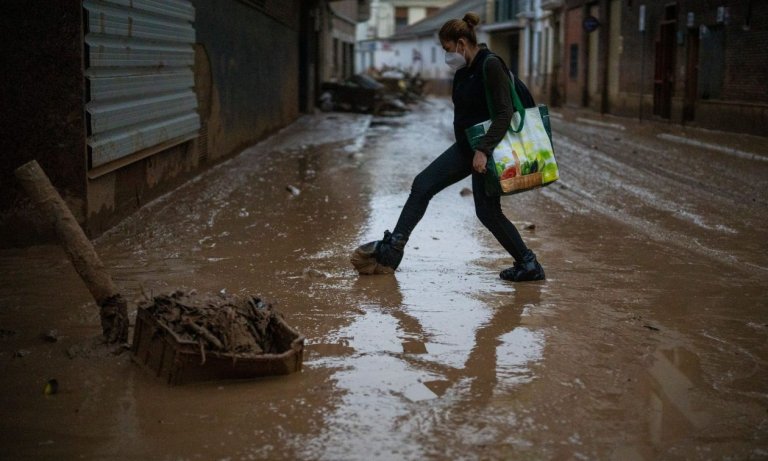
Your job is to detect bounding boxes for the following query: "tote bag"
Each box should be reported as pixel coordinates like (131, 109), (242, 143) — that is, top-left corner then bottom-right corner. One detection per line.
(465, 58), (559, 196)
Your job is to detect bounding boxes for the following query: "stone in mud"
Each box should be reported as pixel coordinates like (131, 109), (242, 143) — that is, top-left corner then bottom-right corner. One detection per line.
(43, 379), (59, 395)
(42, 329), (59, 343)
(66, 344), (83, 359)
(302, 268), (328, 279)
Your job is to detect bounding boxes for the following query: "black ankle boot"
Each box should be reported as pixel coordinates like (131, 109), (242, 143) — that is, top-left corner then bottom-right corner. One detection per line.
(500, 250), (545, 282)
(375, 230), (408, 271)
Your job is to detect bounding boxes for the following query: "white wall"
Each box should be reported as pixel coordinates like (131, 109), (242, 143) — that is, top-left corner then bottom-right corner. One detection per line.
(369, 28), (489, 79)
(408, 7), (427, 24)
(375, 38), (451, 79)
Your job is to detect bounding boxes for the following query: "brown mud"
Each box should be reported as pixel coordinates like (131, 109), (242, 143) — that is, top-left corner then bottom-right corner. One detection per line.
(1, 100), (767, 460)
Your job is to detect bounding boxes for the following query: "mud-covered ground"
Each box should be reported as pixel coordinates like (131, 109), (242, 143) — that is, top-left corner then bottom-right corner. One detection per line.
(1, 98), (767, 460)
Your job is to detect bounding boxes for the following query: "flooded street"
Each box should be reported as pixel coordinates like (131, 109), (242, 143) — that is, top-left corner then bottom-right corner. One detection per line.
(1, 98), (767, 460)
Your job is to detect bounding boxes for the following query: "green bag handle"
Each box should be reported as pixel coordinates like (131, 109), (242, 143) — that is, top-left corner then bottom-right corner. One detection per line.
(481, 55), (527, 133)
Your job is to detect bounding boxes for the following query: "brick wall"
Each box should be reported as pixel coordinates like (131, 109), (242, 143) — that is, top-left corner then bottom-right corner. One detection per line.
(609, 0), (767, 135)
(720, 1), (768, 103)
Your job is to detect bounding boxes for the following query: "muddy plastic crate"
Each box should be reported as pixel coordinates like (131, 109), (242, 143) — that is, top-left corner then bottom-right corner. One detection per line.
(131, 308), (304, 385)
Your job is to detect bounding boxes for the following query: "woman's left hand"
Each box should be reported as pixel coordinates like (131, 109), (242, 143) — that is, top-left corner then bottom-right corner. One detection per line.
(473, 150), (488, 174)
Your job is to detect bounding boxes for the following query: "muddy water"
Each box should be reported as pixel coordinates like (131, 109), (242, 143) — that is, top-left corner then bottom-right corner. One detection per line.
(1, 100), (767, 460)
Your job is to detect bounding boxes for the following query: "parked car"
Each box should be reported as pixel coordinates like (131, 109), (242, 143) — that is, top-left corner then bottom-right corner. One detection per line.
(319, 74), (409, 115)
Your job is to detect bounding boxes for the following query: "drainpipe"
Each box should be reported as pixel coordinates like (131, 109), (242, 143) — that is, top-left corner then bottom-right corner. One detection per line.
(581, 3), (589, 107)
(599, 0), (610, 113)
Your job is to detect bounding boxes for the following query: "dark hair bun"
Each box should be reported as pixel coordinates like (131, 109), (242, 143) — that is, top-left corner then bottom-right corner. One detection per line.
(463, 12), (480, 28)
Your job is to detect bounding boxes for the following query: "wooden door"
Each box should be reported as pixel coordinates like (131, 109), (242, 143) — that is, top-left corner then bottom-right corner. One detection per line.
(653, 20), (676, 119)
(683, 29), (699, 122)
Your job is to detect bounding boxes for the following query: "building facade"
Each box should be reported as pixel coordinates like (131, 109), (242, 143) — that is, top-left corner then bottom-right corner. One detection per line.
(457, 0), (768, 135)
(367, 0), (487, 80)
(356, 0), (453, 72)
(547, 0), (767, 135)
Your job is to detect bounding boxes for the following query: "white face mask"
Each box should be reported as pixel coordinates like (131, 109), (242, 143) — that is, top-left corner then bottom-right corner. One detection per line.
(445, 44), (466, 71)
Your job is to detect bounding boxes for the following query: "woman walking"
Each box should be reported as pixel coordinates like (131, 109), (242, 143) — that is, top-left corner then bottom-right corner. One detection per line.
(361, 12), (544, 282)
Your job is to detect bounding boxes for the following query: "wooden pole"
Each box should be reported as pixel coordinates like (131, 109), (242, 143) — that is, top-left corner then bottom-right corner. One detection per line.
(14, 160), (129, 343)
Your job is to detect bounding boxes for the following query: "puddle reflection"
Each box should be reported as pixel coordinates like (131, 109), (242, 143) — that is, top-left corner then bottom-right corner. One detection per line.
(647, 347), (711, 447)
(302, 261), (545, 459)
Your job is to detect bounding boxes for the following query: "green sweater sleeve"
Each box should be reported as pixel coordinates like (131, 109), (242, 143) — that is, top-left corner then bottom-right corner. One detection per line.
(476, 56), (513, 156)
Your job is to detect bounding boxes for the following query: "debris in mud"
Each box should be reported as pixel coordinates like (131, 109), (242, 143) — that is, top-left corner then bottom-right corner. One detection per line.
(302, 268), (328, 279)
(65, 337), (129, 359)
(0, 329), (17, 339)
(42, 329), (59, 343)
(43, 379), (59, 395)
(515, 221), (537, 230)
(286, 185), (301, 196)
(66, 344), (83, 359)
(132, 291), (304, 384)
(14, 349), (31, 358)
(643, 324), (660, 331)
(138, 291), (281, 355)
(459, 187), (472, 196)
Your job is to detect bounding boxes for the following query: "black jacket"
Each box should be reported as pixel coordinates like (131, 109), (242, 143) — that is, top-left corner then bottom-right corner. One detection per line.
(452, 48), (535, 156)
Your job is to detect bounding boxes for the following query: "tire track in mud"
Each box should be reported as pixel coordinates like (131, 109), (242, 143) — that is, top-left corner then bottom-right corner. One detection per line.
(556, 122), (768, 209)
(543, 121), (768, 274)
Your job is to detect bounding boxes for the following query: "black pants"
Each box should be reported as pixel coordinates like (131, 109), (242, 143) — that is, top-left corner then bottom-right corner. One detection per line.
(393, 143), (529, 262)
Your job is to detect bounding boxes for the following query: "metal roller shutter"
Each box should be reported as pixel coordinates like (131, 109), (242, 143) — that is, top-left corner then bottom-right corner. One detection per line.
(84, 0), (200, 170)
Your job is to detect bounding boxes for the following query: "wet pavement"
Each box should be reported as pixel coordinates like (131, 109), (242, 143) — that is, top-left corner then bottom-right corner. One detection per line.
(1, 98), (767, 460)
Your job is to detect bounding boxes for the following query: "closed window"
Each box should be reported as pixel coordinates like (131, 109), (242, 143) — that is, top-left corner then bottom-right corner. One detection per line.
(395, 7), (408, 31)
(569, 44), (578, 79)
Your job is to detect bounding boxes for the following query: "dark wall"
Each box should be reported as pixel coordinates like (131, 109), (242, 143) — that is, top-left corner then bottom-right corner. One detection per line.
(719, 1), (768, 103)
(87, 1), (303, 237)
(193, 0), (301, 161)
(1, 1), (306, 245)
(0, 0), (86, 245)
(617, 0), (768, 102)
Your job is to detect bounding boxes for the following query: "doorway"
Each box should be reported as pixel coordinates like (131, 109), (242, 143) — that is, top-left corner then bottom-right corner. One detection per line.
(299, 3), (320, 113)
(683, 29), (698, 122)
(653, 3), (677, 119)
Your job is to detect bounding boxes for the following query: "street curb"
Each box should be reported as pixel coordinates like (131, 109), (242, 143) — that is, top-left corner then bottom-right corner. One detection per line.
(657, 133), (768, 163)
